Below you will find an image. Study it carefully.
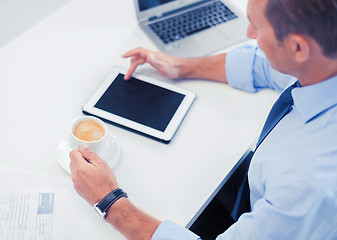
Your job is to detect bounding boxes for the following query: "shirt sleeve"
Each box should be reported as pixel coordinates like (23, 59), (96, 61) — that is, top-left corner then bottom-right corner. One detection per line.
(225, 44), (295, 93)
(151, 220), (201, 240)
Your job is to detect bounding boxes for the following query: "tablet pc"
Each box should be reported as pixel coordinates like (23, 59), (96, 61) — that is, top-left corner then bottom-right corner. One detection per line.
(82, 66), (196, 143)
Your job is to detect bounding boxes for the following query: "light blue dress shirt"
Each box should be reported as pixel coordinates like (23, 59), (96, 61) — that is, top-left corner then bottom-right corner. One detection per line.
(151, 44), (337, 240)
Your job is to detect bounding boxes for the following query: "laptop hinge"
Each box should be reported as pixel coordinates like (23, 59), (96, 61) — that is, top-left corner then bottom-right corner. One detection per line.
(148, 0), (210, 21)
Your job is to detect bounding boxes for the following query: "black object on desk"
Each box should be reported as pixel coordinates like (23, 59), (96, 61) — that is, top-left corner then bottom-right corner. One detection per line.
(82, 66), (196, 143)
(186, 148), (254, 240)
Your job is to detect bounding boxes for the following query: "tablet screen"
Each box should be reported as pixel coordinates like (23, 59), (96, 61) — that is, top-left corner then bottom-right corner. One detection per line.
(94, 73), (185, 132)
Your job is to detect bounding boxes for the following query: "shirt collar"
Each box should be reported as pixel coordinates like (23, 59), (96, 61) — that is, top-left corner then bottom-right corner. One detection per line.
(292, 75), (337, 123)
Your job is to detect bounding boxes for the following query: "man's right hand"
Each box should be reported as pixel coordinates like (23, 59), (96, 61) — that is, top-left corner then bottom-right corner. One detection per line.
(122, 47), (228, 83)
(122, 47), (185, 80)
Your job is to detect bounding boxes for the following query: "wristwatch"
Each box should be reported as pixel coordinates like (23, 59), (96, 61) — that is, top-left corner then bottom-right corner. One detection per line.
(94, 188), (128, 220)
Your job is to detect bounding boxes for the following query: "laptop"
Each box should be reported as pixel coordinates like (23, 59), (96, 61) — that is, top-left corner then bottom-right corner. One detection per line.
(134, 0), (249, 57)
(186, 148), (254, 240)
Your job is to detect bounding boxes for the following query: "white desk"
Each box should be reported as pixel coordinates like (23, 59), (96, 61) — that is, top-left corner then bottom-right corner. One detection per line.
(0, 0), (278, 239)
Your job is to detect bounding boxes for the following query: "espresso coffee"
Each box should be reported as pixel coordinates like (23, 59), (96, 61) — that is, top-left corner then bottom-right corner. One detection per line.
(73, 120), (105, 142)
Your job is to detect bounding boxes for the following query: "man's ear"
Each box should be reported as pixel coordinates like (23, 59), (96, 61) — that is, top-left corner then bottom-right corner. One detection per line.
(287, 34), (310, 63)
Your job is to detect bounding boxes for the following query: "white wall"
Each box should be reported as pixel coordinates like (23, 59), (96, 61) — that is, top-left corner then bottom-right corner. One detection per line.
(0, 0), (70, 47)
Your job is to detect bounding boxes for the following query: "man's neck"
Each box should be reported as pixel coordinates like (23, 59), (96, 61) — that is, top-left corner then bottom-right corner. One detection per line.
(296, 58), (337, 87)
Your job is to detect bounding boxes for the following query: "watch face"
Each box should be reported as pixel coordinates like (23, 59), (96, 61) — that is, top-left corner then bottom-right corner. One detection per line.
(94, 204), (107, 219)
(93, 188), (128, 221)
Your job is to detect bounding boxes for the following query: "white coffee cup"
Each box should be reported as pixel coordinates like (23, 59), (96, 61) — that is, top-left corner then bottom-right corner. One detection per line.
(69, 116), (107, 153)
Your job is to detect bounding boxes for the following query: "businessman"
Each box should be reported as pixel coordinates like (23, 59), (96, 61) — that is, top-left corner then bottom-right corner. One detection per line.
(70, 0), (337, 239)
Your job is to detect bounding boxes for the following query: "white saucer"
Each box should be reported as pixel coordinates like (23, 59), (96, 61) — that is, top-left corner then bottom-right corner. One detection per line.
(57, 132), (121, 174)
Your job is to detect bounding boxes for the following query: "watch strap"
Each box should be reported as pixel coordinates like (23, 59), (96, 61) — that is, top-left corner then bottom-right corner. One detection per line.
(94, 188), (128, 219)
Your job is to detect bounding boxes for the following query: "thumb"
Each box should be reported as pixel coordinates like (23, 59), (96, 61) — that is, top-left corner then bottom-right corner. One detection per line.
(78, 146), (104, 166)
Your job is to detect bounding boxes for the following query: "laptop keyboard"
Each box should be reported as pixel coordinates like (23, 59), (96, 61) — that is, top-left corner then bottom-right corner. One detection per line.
(149, 1), (238, 44)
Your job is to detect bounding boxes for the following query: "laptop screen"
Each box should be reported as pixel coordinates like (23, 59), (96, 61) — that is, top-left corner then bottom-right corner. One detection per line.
(139, 0), (176, 11)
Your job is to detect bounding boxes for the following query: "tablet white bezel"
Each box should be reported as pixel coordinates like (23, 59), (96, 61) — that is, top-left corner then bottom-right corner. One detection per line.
(82, 66), (196, 143)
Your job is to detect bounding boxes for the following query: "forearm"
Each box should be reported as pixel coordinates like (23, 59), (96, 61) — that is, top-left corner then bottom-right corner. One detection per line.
(106, 197), (161, 240)
(179, 53), (228, 83)
(70, 148), (161, 240)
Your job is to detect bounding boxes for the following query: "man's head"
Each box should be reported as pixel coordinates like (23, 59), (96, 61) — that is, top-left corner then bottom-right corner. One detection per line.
(246, 0), (337, 84)
(265, 0), (337, 59)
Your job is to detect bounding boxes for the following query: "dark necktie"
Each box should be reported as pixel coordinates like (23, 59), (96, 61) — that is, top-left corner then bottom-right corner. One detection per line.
(230, 81), (299, 221)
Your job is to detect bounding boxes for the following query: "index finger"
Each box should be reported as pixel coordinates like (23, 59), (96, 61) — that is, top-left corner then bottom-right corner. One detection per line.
(122, 47), (147, 58)
(124, 58), (144, 80)
(69, 150), (87, 173)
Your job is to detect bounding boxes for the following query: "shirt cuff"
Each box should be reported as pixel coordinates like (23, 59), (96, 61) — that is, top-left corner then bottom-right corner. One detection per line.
(226, 44), (259, 93)
(151, 220), (201, 240)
